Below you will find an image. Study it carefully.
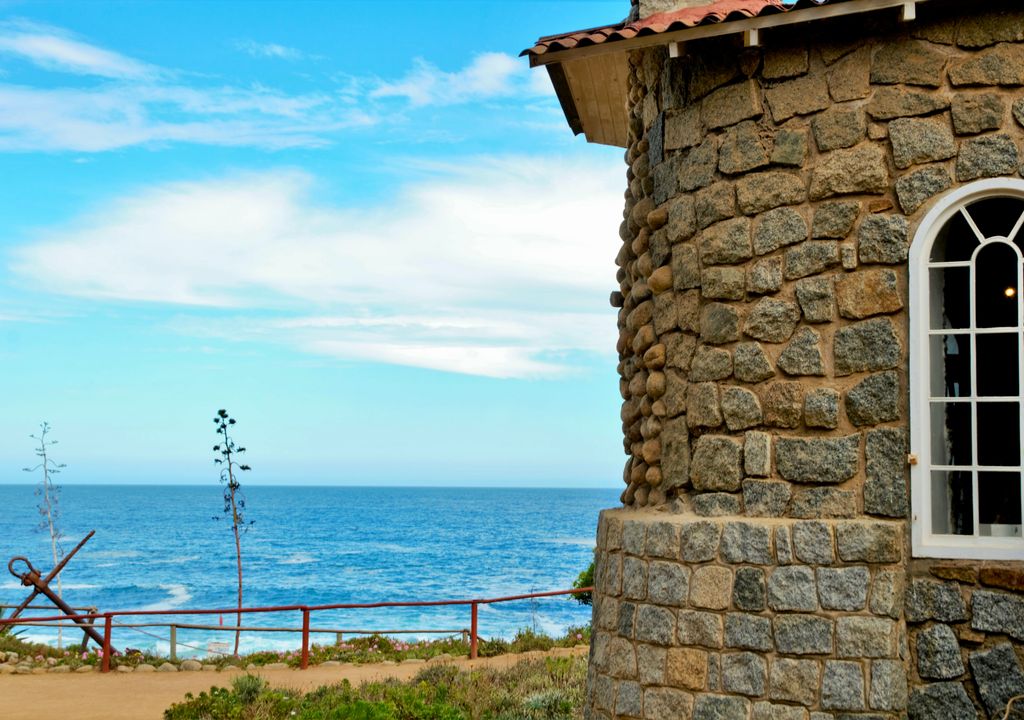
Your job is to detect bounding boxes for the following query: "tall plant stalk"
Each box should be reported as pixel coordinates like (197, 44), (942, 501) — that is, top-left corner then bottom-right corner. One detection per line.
(24, 422), (66, 649)
(213, 410), (252, 657)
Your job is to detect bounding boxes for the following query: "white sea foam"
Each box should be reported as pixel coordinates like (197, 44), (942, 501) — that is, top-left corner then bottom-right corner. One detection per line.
(279, 553), (316, 565)
(135, 583), (193, 611)
(545, 537), (595, 548)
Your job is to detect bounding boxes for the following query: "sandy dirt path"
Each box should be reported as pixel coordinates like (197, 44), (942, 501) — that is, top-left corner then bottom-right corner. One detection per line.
(0, 646), (587, 720)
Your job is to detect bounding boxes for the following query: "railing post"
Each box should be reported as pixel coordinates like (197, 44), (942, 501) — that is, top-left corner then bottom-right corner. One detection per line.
(170, 625), (177, 662)
(101, 614), (112, 673)
(335, 632), (343, 645)
(470, 602), (478, 660)
(300, 607), (310, 670)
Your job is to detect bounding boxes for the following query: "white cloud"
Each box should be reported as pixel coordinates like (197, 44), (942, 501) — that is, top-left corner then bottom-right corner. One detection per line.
(233, 40), (304, 61)
(0, 21), (155, 79)
(371, 52), (545, 107)
(12, 157), (624, 377)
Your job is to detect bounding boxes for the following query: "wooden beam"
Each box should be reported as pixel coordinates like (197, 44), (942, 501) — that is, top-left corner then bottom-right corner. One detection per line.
(744, 28), (760, 47)
(529, 0), (932, 67)
(901, 1), (917, 21)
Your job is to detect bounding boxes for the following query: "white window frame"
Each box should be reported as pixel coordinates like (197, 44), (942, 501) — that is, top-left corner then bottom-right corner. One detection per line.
(910, 178), (1024, 560)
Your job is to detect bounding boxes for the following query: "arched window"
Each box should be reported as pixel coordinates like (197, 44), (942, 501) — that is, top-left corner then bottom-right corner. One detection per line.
(910, 179), (1024, 560)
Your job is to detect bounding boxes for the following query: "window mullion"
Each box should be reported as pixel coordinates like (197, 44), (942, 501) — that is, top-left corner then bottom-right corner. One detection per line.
(970, 254), (980, 538)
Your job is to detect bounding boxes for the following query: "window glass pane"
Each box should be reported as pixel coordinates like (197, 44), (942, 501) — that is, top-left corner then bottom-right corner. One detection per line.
(977, 401), (1020, 466)
(931, 470), (974, 535)
(931, 210), (980, 262)
(978, 471), (1022, 538)
(966, 197), (1024, 241)
(975, 333), (1019, 397)
(931, 401), (972, 465)
(930, 334), (971, 397)
(930, 267), (970, 329)
(975, 242), (1020, 329)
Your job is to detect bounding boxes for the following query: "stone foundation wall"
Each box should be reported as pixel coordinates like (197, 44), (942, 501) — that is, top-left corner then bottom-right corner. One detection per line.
(594, 1), (1024, 718)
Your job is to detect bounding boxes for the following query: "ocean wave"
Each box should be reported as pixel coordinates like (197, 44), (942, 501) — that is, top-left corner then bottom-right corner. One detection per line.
(90, 550), (142, 559)
(544, 538), (595, 548)
(0, 580), (98, 591)
(279, 553), (316, 565)
(135, 583), (193, 611)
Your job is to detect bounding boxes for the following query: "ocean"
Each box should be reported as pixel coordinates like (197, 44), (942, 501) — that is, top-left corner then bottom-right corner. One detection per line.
(0, 485), (616, 657)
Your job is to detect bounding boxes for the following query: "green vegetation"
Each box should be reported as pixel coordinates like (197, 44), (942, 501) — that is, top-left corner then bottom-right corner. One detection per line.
(213, 409), (253, 657)
(570, 562), (594, 607)
(165, 654), (587, 720)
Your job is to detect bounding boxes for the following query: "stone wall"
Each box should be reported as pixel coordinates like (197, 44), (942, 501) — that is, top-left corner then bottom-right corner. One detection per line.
(593, 2), (1024, 718)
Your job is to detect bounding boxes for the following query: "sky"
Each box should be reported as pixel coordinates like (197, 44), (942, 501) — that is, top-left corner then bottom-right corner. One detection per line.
(0, 1), (630, 486)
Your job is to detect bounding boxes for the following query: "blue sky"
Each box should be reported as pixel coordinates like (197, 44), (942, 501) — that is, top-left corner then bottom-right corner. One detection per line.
(0, 1), (629, 486)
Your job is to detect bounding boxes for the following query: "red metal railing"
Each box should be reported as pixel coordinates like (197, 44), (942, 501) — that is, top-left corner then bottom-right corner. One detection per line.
(0, 587), (593, 673)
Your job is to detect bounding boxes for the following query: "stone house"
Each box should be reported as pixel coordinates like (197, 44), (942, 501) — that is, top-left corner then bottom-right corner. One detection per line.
(524, 1), (1024, 718)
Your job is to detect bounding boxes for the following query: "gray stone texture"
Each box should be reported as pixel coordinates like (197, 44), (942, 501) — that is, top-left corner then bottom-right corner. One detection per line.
(722, 386), (763, 431)
(870, 569), (905, 619)
(895, 166), (953, 215)
(694, 493), (743, 517)
(772, 128), (808, 166)
(722, 652), (767, 697)
(615, 679), (642, 716)
(774, 614), (834, 655)
(858, 213), (910, 265)
(791, 488), (857, 519)
(763, 46), (809, 80)
(870, 659), (908, 711)
(737, 171), (808, 215)
(775, 434), (860, 484)
(818, 566), (869, 611)
(812, 107), (867, 151)
(768, 566), (819, 611)
(688, 381), (723, 429)
(692, 694), (751, 720)
(769, 657), (820, 706)
(743, 479), (791, 517)
(691, 435), (743, 491)
(972, 589), (1024, 641)
(721, 521), (773, 565)
(793, 521), (836, 565)
(753, 207), (808, 255)
(833, 317), (901, 376)
(812, 201), (860, 239)
(695, 181), (737, 230)
(701, 217), (752, 266)
(776, 526), (794, 565)
(906, 579), (968, 623)
(701, 302), (740, 345)
(836, 521), (901, 563)
(795, 277), (836, 323)
(864, 427), (909, 518)
(837, 616), (896, 659)
(969, 643), (1024, 719)
(915, 623), (965, 680)
(867, 86), (950, 120)
(644, 686), (694, 720)
(871, 40), (947, 87)
(703, 80), (763, 130)
(951, 93), (1005, 134)
(677, 609), (724, 648)
(748, 256), (783, 295)
(828, 46), (871, 102)
(635, 604), (676, 645)
(804, 388), (840, 429)
(778, 327), (826, 376)
(765, 74), (831, 123)
(744, 297), (802, 343)
(672, 244), (701, 290)
(734, 342), (775, 383)
(810, 144), (889, 199)
(845, 370), (900, 427)
(660, 417), (691, 488)
(957, 133), (1020, 181)
(648, 560), (689, 606)
(623, 556), (648, 600)
(690, 345), (733, 382)
(822, 660), (866, 711)
(784, 240), (840, 280)
(680, 520), (721, 563)
(949, 43), (1024, 86)
(907, 681), (977, 720)
(956, 10), (1024, 47)
(646, 522), (680, 559)
(744, 430), (772, 478)
(623, 520), (647, 554)
(752, 701), (808, 720)
(889, 117), (956, 169)
(733, 568), (767, 612)
(719, 120), (769, 175)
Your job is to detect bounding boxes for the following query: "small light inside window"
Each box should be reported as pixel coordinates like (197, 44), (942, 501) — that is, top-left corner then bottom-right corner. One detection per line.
(1006, 287), (1017, 298)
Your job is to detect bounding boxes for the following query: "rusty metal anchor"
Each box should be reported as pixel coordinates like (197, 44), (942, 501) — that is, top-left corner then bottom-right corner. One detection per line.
(6, 530), (113, 651)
